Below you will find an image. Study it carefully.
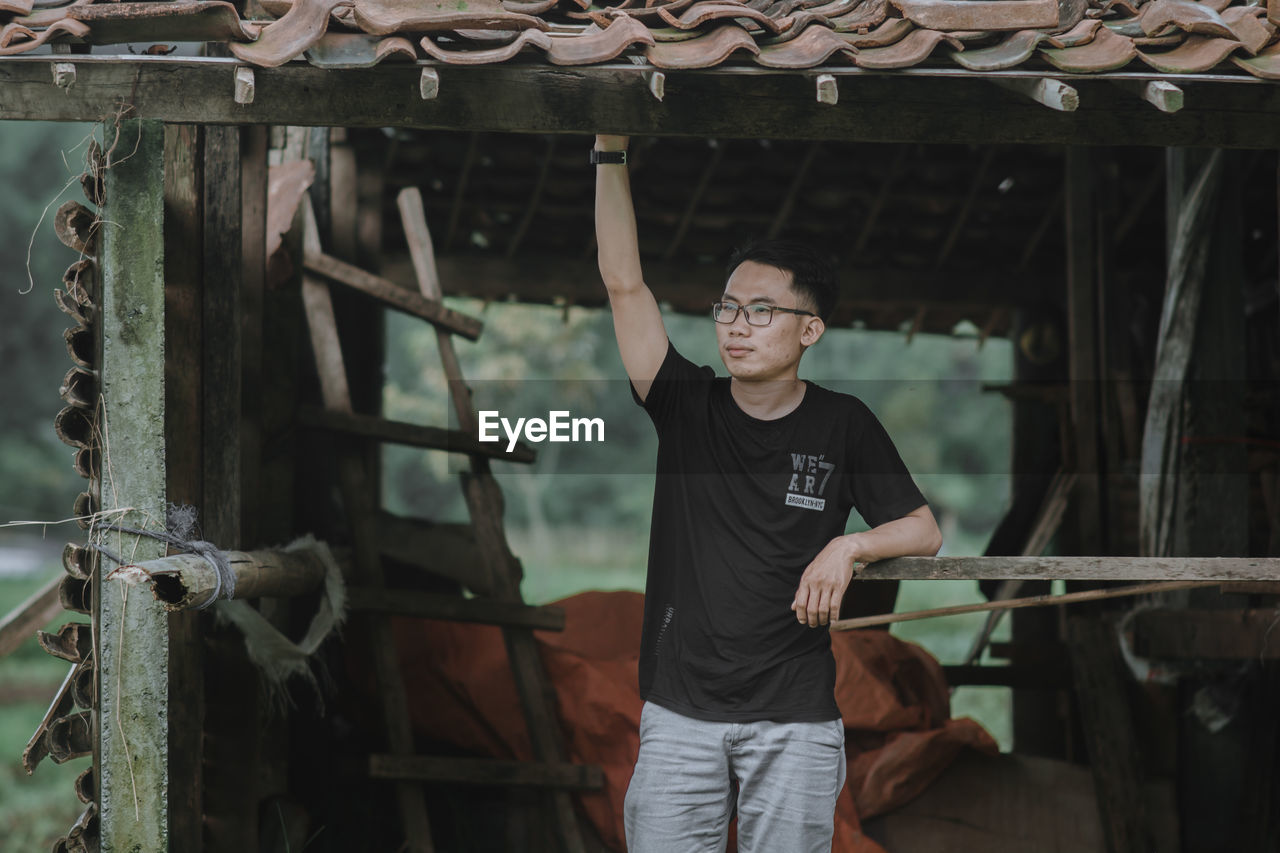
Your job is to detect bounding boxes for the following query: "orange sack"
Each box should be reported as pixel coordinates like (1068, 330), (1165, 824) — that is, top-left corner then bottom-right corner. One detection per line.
(392, 590), (997, 853)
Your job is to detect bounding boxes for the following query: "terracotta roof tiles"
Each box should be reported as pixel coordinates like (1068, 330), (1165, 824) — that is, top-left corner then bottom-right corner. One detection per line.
(3, 0), (1280, 79)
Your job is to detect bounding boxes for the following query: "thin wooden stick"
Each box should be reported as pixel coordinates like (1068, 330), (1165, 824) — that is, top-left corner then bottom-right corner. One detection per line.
(831, 579), (1220, 632)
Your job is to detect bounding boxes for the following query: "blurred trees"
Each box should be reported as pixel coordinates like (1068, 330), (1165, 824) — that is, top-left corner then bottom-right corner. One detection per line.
(0, 122), (95, 523)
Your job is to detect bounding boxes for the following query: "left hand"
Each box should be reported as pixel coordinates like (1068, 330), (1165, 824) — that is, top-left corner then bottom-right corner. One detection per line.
(792, 536), (859, 627)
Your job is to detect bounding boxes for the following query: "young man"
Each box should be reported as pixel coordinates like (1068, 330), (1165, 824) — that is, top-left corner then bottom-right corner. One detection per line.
(594, 134), (942, 853)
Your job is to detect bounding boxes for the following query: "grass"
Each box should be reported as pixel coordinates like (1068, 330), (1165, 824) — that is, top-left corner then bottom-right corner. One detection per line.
(0, 569), (93, 849)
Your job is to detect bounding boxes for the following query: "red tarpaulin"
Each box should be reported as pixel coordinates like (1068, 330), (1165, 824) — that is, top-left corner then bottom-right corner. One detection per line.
(391, 590), (997, 852)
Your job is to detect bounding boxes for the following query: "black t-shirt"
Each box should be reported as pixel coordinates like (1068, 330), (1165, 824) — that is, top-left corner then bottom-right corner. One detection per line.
(633, 341), (928, 723)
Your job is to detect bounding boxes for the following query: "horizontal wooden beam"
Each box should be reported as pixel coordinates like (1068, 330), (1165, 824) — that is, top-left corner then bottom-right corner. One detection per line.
(297, 406), (536, 463)
(346, 587), (565, 631)
(392, 254), (1036, 320)
(2, 57), (1280, 148)
(858, 556), (1280, 581)
(1132, 609), (1280, 659)
(303, 251), (483, 341)
(368, 754), (604, 790)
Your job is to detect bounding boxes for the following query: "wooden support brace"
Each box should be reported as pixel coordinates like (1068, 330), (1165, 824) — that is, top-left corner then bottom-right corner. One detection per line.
(994, 77), (1078, 112)
(420, 67), (440, 100)
(52, 62), (75, 90)
(1112, 79), (1183, 113)
(815, 73), (838, 106)
(234, 66), (255, 105)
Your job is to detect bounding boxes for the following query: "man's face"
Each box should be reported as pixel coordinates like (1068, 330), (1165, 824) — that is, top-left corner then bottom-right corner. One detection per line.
(716, 260), (823, 381)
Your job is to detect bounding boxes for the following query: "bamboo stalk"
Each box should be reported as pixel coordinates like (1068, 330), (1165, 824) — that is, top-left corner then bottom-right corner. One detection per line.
(830, 579), (1221, 632)
(109, 546), (331, 611)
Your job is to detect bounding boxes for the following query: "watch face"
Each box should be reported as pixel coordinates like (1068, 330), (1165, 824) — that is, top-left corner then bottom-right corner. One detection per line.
(591, 150), (626, 165)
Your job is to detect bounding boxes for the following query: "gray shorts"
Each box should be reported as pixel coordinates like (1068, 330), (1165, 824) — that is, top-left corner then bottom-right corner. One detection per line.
(624, 701), (847, 853)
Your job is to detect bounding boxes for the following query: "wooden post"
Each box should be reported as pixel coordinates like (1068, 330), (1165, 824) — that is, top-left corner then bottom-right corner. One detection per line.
(98, 117), (169, 853)
(163, 122), (206, 853)
(1064, 147), (1105, 553)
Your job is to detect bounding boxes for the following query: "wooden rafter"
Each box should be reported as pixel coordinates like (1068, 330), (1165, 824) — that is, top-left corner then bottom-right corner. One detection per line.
(663, 140), (726, 260)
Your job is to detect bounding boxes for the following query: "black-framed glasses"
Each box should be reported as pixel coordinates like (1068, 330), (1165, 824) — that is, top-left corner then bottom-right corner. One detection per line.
(712, 301), (816, 327)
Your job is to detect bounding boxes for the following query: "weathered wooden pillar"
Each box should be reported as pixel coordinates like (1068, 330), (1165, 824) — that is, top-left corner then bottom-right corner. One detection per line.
(97, 117), (170, 853)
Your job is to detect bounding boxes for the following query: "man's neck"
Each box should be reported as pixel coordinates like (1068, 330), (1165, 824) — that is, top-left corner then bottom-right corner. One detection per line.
(729, 376), (807, 421)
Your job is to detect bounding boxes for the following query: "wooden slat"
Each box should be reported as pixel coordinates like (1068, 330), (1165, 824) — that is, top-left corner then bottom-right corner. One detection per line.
(297, 405), (536, 463)
(369, 755), (604, 790)
(857, 556), (1280, 582)
(303, 251), (482, 341)
(347, 588), (565, 631)
(1132, 609), (1280, 660)
(0, 575), (63, 659)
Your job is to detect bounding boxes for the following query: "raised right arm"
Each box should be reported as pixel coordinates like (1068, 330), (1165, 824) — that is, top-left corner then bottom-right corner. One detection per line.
(594, 134), (668, 403)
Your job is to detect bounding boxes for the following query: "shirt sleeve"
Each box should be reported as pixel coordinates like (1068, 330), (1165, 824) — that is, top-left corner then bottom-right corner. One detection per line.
(843, 399), (929, 529)
(630, 339), (714, 435)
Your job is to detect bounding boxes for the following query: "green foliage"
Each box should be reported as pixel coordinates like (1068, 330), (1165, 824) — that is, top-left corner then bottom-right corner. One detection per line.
(0, 122), (98, 521)
(0, 574), (92, 849)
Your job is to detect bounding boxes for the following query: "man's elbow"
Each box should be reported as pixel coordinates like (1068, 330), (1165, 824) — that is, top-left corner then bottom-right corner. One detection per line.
(917, 510), (943, 556)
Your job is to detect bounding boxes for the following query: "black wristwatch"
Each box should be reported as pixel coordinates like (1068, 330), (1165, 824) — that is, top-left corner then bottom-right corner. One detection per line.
(590, 149), (627, 165)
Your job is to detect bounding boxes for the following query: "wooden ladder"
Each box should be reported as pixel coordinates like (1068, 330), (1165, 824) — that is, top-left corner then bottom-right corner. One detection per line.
(297, 188), (598, 853)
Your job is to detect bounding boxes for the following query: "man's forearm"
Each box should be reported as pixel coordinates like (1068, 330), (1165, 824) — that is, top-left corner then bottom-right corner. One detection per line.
(594, 135), (645, 294)
(841, 507), (942, 565)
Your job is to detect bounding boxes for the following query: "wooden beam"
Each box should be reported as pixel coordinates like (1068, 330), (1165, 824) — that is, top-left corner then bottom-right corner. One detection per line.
(303, 251), (483, 340)
(298, 405), (536, 462)
(1065, 146), (1104, 552)
(832, 579), (1218, 631)
(5, 58), (1280, 148)
(346, 588), (565, 631)
(369, 755), (604, 790)
(856, 556), (1280, 581)
(1133, 609), (1280, 659)
(98, 117), (169, 853)
(388, 254), (1038, 319)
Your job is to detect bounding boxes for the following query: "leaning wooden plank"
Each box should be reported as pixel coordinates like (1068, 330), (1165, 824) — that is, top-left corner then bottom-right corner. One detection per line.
(0, 574), (63, 659)
(300, 242), (434, 853)
(297, 405), (535, 463)
(832, 580), (1219, 631)
(347, 588), (564, 631)
(399, 186), (590, 853)
(369, 755), (604, 790)
(108, 545), (332, 611)
(303, 251), (482, 341)
(858, 556), (1280, 582)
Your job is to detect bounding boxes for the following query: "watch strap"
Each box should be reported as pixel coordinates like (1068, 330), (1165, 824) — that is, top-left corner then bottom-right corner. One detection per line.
(590, 149), (627, 165)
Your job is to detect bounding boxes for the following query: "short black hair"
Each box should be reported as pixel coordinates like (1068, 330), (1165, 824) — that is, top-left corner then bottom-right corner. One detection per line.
(725, 239), (838, 322)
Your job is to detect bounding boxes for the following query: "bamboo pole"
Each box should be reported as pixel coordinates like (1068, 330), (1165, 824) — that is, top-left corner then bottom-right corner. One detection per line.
(109, 546), (331, 611)
(830, 579), (1221, 632)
